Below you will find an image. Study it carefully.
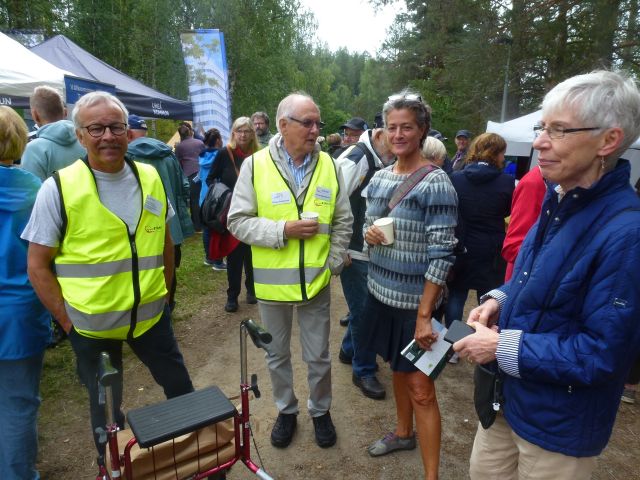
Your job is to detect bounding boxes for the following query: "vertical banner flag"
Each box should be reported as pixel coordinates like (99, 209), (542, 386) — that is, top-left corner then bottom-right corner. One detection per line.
(180, 30), (232, 142)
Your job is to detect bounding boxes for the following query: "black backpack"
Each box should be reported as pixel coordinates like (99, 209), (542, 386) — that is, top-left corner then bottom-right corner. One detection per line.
(200, 181), (232, 233)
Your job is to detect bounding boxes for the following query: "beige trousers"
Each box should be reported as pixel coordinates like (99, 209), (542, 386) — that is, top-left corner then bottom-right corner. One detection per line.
(469, 414), (597, 480)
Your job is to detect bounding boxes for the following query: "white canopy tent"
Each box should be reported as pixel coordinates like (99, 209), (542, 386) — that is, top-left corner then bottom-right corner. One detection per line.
(0, 32), (72, 108)
(487, 110), (640, 185)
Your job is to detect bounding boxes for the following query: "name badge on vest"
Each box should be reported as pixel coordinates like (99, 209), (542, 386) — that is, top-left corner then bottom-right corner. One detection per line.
(271, 191), (291, 205)
(144, 195), (163, 216)
(315, 186), (332, 201)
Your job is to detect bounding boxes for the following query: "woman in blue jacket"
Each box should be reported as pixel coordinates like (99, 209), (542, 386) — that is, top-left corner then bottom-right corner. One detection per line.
(0, 106), (52, 479)
(454, 71), (640, 479)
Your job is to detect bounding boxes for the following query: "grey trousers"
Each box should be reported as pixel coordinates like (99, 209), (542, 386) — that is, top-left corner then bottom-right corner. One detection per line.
(258, 286), (332, 417)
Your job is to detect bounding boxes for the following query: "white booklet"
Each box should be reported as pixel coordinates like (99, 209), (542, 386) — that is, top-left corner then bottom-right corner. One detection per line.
(400, 318), (451, 379)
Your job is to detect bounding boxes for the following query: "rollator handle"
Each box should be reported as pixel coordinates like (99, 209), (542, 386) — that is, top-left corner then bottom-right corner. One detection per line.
(98, 351), (119, 387)
(242, 318), (272, 350)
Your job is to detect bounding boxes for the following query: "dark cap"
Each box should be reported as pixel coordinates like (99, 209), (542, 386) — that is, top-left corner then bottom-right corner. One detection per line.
(373, 112), (384, 129)
(128, 114), (148, 130)
(428, 129), (447, 141)
(455, 129), (472, 139)
(340, 117), (368, 131)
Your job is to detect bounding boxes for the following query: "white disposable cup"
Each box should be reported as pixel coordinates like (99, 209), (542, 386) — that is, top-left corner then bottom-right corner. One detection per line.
(300, 211), (319, 221)
(374, 217), (395, 245)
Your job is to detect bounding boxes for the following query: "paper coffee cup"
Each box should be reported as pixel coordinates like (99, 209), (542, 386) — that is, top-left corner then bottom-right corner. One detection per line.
(300, 211), (319, 221)
(374, 217), (394, 245)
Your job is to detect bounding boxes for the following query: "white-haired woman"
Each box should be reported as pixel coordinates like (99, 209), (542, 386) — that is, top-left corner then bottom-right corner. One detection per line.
(454, 70), (640, 479)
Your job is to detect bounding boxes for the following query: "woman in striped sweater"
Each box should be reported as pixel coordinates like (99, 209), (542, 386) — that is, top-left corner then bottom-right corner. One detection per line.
(363, 91), (458, 480)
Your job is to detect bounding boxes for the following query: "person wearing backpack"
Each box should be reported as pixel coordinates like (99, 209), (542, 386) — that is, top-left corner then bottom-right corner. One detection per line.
(206, 117), (260, 312)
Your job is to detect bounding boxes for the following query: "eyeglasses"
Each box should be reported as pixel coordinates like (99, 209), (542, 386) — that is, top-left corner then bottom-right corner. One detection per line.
(82, 123), (128, 138)
(533, 124), (601, 140)
(387, 93), (422, 103)
(235, 129), (254, 135)
(287, 116), (325, 130)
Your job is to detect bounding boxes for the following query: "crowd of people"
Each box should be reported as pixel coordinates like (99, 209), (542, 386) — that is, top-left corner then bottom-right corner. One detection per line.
(1, 69), (640, 480)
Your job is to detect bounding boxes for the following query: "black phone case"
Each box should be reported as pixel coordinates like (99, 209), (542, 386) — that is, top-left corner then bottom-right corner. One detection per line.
(444, 320), (475, 344)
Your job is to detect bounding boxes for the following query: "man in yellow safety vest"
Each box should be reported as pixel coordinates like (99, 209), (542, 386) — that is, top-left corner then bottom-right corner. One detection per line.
(228, 92), (352, 450)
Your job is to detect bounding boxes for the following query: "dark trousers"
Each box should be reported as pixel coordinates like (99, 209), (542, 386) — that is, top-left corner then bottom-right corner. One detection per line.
(169, 244), (182, 310)
(628, 355), (640, 385)
(226, 242), (254, 300)
(68, 305), (194, 455)
(188, 173), (202, 231)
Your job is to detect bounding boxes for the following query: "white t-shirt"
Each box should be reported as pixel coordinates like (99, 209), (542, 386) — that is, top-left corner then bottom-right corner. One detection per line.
(21, 162), (174, 247)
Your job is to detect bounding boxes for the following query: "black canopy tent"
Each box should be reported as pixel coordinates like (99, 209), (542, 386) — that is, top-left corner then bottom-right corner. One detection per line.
(31, 35), (193, 120)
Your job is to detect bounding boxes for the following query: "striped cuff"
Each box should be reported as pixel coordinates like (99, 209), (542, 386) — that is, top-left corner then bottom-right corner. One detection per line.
(481, 289), (508, 310)
(496, 329), (522, 378)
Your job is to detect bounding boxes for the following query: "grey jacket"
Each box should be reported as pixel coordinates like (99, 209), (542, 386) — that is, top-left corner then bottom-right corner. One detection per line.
(228, 133), (352, 275)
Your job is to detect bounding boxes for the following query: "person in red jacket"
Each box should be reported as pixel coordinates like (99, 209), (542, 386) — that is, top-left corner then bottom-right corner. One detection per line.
(501, 166), (546, 281)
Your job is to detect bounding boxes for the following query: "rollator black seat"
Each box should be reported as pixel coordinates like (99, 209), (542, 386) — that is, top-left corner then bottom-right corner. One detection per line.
(127, 386), (236, 448)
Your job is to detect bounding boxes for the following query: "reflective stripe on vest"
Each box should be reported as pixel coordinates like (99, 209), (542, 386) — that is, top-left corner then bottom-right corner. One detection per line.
(55, 159), (167, 339)
(251, 148), (338, 302)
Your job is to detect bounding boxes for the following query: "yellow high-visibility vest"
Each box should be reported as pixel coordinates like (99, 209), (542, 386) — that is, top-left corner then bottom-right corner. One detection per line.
(54, 159), (167, 339)
(251, 148), (339, 301)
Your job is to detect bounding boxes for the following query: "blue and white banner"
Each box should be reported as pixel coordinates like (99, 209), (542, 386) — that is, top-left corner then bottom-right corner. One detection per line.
(180, 30), (232, 142)
(64, 76), (116, 105)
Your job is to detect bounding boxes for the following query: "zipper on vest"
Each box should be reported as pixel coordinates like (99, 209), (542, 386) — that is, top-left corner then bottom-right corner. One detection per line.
(298, 206), (308, 301)
(128, 232), (141, 340)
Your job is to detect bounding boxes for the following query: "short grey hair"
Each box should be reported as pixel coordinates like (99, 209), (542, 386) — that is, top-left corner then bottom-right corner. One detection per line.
(275, 92), (317, 133)
(382, 89), (432, 147)
(251, 111), (270, 126)
(71, 91), (129, 129)
(422, 136), (447, 162)
(542, 70), (640, 163)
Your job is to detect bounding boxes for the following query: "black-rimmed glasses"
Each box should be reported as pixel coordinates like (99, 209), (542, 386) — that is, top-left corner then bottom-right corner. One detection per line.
(287, 116), (325, 130)
(533, 124), (601, 140)
(82, 123), (128, 138)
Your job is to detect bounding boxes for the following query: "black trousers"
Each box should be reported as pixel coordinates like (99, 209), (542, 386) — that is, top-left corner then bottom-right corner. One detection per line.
(188, 173), (202, 231)
(628, 354), (640, 385)
(68, 305), (194, 456)
(226, 242), (254, 300)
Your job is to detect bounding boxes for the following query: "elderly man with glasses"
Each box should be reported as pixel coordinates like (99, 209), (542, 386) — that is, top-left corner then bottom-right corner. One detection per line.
(22, 91), (194, 471)
(228, 92), (353, 450)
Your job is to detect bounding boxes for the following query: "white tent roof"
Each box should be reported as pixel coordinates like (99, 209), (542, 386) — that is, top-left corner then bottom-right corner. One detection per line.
(0, 32), (71, 105)
(487, 111), (640, 184)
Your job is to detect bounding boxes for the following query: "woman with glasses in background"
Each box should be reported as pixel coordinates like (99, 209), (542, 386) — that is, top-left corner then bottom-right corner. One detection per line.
(206, 117), (260, 312)
(363, 91), (458, 480)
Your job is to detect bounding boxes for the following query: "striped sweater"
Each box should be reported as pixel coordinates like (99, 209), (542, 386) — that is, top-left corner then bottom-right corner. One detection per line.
(365, 166), (458, 310)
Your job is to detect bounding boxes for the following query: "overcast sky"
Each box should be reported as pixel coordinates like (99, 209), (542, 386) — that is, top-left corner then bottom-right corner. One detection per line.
(298, 0), (403, 57)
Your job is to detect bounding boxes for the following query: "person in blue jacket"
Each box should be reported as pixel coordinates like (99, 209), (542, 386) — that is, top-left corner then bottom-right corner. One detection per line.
(454, 70), (640, 479)
(0, 106), (52, 479)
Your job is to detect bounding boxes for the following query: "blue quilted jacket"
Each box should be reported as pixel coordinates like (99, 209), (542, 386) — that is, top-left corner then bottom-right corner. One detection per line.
(498, 159), (640, 457)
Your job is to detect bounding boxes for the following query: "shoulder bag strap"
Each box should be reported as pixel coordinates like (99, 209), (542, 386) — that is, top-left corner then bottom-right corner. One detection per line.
(382, 163), (437, 217)
(226, 145), (239, 177)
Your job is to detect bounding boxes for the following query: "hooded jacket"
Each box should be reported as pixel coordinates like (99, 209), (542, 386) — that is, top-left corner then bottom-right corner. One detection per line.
(127, 137), (194, 244)
(0, 166), (51, 359)
(198, 147), (219, 206)
(21, 120), (86, 180)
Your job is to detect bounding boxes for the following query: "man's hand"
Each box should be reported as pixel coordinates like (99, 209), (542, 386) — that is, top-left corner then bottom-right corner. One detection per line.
(467, 298), (500, 327)
(364, 225), (386, 246)
(284, 219), (319, 239)
(453, 322), (499, 364)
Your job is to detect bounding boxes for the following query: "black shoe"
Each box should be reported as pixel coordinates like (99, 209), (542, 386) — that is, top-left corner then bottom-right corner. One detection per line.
(338, 348), (352, 365)
(270, 413), (297, 448)
(246, 293), (257, 304)
(224, 299), (239, 312)
(312, 412), (337, 448)
(339, 314), (350, 327)
(352, 374), (386, 400)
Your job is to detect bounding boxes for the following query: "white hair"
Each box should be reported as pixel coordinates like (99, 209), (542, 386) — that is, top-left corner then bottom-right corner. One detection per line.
(275, 92), (317, 133)
(542, 70), (640, 161)
(422, 136), (447, 162)
(71, 91), (129, 129)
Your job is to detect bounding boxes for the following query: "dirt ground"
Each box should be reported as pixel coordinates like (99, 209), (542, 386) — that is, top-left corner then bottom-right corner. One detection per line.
(37, 278), (639, 479)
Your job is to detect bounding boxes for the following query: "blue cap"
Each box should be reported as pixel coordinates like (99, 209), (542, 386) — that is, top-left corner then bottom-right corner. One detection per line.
(455, 129), (472, 138)
(128, 114), (148, 130)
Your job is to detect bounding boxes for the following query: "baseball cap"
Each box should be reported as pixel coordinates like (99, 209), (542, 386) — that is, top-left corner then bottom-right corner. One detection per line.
(455, 129), (472, 138)
(128, 114), (148, 130)
(340, 117), (368, 131)
(373, 112), (384, 129)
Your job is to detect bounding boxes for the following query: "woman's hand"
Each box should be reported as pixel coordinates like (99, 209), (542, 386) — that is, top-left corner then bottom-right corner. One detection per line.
(414, 313), (438, 350)
(365, 225), (386, 246)
(467, 298), (500, 328)
(453, 322), (499, 364)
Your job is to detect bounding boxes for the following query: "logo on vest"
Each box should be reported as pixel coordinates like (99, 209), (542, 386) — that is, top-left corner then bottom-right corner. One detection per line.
(145, 225), (163, 234)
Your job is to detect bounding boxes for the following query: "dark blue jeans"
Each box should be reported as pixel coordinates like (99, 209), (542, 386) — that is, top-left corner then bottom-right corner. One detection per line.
(340, 259), (377, 378)
(444, 288), (482, 328)
(69, 305), (193, 456)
